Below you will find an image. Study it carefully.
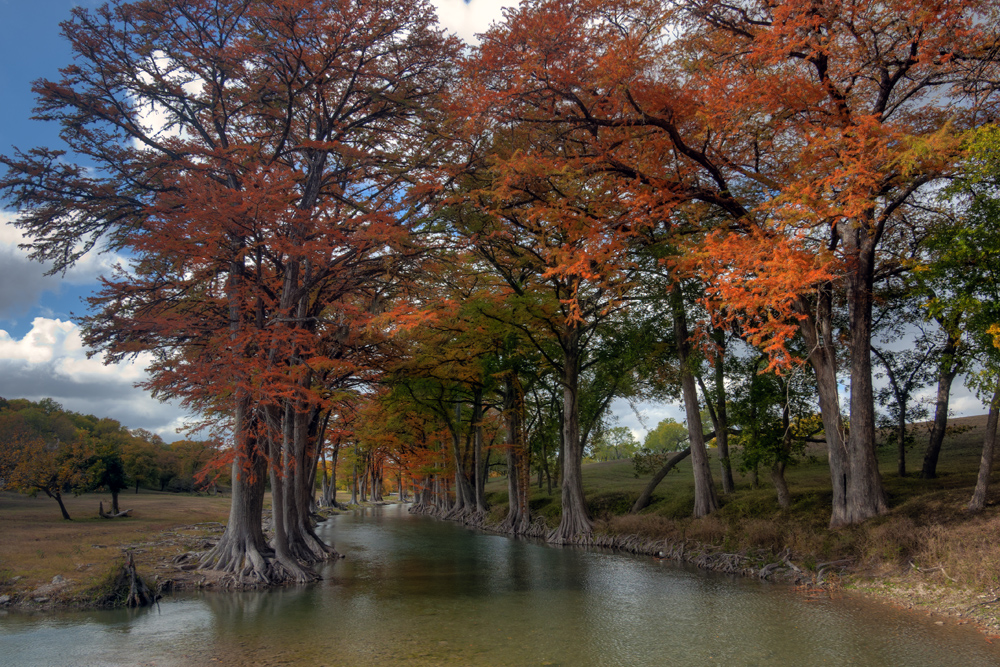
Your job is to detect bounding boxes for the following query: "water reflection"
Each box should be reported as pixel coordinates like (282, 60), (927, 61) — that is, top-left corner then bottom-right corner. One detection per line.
(2, 504), (999, 666)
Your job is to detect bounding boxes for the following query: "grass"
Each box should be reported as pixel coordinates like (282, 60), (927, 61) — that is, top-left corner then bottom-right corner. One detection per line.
(0, 489), (231, 604)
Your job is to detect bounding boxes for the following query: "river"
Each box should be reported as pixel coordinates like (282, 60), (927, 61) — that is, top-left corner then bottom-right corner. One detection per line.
(3, 504), (999, 666)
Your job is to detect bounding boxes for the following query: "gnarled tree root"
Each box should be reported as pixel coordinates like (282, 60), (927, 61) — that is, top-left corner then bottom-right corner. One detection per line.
(93, 551), (159, 608)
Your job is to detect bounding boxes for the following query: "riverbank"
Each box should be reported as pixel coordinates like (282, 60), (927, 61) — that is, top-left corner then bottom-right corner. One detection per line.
(474, 413), (1000, 635)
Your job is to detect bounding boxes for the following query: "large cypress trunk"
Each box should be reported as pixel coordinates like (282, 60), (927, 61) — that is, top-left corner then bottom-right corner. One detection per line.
(841, 228), (888, 524)
(266, 417), (317, 583)
(550, 333), (593, 543)
(796, 291), (850, 527)
(672, 285), (718, 518)
(200, 406), (276, 585)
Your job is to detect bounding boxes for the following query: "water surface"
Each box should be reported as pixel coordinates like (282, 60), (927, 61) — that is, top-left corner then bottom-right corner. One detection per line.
(3, 504), (998, 666)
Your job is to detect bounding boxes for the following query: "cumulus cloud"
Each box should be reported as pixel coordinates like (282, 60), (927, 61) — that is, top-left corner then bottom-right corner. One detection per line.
(0, 317), (191, 440)
(0, 212), (121, 320)
(432, 0), (515, 43)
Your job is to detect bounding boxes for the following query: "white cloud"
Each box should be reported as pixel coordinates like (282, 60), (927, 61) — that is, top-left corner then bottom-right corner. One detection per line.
(432, 0), (515, 44)
(0, 317), (190, 440)
(0, 212), (122, 319)
(610, 398), (686, 445)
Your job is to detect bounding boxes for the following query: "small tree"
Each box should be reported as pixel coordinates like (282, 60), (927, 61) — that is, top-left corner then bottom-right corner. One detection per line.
(4, 433), (86, 520)
(588, 426), (639, 462)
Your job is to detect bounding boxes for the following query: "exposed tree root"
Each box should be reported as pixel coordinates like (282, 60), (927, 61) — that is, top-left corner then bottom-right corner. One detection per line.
(199, 536), (280, 589)
(548, 511), (593, 545)
(92, 550), (160, 607)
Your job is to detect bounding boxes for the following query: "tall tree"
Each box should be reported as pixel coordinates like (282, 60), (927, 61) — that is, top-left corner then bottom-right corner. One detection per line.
(1, 0), (458, 583)
(466, 0), (999, 526)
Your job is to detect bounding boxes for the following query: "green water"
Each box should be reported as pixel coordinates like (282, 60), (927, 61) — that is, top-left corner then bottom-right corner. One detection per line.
(3, 504), (999, 666)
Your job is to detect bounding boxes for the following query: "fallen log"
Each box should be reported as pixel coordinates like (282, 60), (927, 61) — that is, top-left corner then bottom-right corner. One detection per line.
(99, 501), (133, 519)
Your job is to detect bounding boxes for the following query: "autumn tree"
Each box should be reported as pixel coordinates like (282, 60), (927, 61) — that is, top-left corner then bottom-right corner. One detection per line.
(0, 403), (86, 520)
(1, 0), (459, 583)
(465, 0), (1000, 527)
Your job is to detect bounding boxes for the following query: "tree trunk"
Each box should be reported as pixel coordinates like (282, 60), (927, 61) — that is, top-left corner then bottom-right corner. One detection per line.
(473, 388), (487, 514)
(290, 401), (332, 562)
(672, 284), (718, 518)
(629, 448), (692, 513)
(969, 387), (1000, 512)
(503, 376), (529, 532)
(921, 330), (962, 479)
(447, 401), (476, 518)
(111, 489), (120, 515)
(550, 334), (593, 543)
(796, 290), (850, 527)
(772, 402), (793, 509)
(771, 460), (791, 509)
(200, 422), (276, 584)
(896, 406), (908, 478)
(841, 228), (888, 524)
(712, 328), (735, 493)
(267, 421), (317, 583)
(328, 442), (340, 507)
(47, 489), (72, 521)
(350, 451), (359, 505)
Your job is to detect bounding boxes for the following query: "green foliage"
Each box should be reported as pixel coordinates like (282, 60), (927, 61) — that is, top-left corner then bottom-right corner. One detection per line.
(587, 426), (639, 462)
(725, 352), (817, 473)
(642, 418), (688, 453)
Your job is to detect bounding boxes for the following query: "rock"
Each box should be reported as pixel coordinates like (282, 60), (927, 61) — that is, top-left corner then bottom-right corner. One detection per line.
(52, 575), (66, 584)
(33, 597), (50, 603)
(0, 595), (10, 605)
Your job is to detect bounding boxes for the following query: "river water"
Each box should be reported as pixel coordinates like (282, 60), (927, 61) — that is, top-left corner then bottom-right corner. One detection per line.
(3, 504), (999, 666)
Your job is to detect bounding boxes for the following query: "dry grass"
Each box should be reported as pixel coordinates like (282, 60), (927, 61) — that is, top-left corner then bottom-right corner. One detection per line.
(0, 490), (230, 602)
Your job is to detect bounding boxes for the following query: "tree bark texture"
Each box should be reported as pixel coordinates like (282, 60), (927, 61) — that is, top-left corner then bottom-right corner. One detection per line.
(969, 387), (1000, 512)
(841, 227), (889, 524)
(921, 330), (962, 479)
(672, 285), (718, 518)
(796, 291), (850, 527)
(550, 338), (593, 543)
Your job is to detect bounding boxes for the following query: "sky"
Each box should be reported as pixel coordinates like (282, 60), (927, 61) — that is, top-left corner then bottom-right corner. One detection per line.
(0, 1), (985, 444)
